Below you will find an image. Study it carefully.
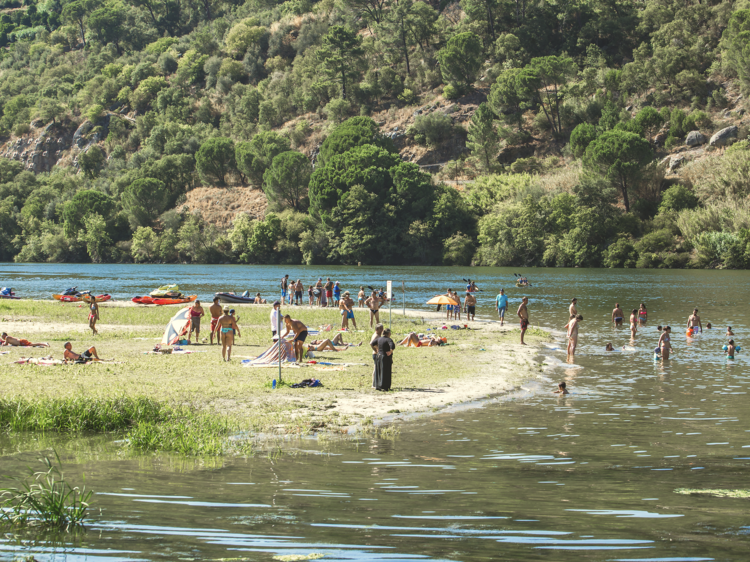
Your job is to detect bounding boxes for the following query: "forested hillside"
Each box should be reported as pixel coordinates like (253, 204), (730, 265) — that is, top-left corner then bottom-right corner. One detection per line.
(1, 0), (750, 268)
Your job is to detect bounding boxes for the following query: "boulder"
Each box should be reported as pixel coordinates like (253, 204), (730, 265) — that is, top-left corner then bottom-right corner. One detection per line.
(73, 120), (93, 147)
(709, 125), (738, 148)
(685, 131), (705, 147)
(668, 155), (685, 172)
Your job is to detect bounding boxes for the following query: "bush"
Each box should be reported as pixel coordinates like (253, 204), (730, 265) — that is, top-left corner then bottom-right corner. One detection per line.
(603, 237), (637, 268)
(409, 112), (453, 146)
(442, 232), (475, 265)
(635, 228), (676, 254)
(195, 137), (236, 186)
(570, 123), (598, 157)
(659, 185), (699, 213)
(442, 84), (461, 100)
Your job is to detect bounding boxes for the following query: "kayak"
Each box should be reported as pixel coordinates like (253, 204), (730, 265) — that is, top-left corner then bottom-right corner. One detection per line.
(134, 295), (197, 305)
(216, 292), (255, 304)
(153, 295), (197, 306)
(150, 284), (181, 298)
(0, 294), (20, 299)
(53, 294), (112, 302)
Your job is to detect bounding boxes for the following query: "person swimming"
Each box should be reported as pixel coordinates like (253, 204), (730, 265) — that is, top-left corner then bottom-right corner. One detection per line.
(658, 326), (672, 360)
(605, 342), (615, 351)
(554, 381), (569, 395)
(726, 339), (737, 360)
(727, 326), (734, 336)
(629, 309), (638, 337)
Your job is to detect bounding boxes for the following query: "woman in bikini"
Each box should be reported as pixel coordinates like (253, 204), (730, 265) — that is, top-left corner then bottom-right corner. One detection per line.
(629, 309), (638, 338)
(398, 333), (445, 347)
(88, 298), (99, 335)
(658, 325), (672, 360)
(214, 306), (241, 361)
(638, 303), (648, 326)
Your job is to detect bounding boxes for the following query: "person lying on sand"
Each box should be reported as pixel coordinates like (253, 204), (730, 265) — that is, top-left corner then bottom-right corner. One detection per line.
(1, 333), (49, 347)
(398, 333), (446, 348)
(63, 342), (101, 362)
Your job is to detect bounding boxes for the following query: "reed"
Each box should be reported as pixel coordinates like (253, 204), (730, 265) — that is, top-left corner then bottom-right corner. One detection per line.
(0, 454), (92, 530)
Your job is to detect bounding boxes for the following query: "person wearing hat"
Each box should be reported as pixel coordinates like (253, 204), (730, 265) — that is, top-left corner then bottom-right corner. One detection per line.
(214, 305), (241, 361)
(209, 296), (222, 345)
(270, 300), (281, 340)
(333, 281), (341, 306)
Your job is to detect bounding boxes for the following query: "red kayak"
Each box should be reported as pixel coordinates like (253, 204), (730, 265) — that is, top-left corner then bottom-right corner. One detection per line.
(53, 294), (111, 303)
(133, 295), (197, 306)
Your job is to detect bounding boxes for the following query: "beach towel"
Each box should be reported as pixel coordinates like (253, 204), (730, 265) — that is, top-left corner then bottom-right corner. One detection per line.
(15, 357), (65, 366)
(242, 339), (297, 366)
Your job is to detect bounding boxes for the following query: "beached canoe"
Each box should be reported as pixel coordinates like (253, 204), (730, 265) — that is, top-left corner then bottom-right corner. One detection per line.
(216, 292), (255, 304)
(153, 295), (197, 305)
(0, 294), (20, 299)
(53, 294), (112, 303)
(132, 296), (155, 305)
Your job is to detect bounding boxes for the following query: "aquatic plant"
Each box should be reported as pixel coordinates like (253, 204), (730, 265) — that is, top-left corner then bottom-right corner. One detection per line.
(0, 454), (92, 530)
(674, 488), (750, 498)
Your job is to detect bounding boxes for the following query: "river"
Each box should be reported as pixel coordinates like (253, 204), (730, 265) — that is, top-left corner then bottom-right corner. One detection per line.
(0, 265), (748, 560)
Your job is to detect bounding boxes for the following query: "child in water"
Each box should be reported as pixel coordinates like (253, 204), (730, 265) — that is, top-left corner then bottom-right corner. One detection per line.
(554, 381), (569, 394)
(727, 326), (734, 336)
(726, 339), (737, 359)
(605, 342), (615, 351)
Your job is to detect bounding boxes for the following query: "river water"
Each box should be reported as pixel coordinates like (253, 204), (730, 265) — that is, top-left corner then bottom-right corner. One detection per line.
(1, 265), (749, 561)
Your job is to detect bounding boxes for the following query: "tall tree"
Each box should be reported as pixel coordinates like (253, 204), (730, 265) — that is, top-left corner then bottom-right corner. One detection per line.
(467, 103), (499, 172)
(437, 32), (483, 90)
(61, 0), (93, 46)
(583, 129), (653, 213)
(263, 151), (312, 210)
(527, 55), (577, 136)
(317, 26), (364, 100)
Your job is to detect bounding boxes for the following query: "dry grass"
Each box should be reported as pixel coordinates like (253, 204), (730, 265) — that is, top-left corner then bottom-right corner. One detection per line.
(181, 187), (268, 228)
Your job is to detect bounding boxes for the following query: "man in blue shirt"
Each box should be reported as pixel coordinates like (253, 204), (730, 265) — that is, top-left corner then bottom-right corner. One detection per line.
(496, 288), (508, 326)
(333, 281), (342, 306)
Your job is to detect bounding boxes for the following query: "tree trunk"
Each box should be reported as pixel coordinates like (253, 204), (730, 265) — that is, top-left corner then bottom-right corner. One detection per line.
(486, 1), (495, 40)
(621, 178), (630, 213)
(401, 17), (411, 76)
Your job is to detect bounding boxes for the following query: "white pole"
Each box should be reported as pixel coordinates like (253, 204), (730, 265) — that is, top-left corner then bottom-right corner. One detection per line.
(278, 312), (282, 384)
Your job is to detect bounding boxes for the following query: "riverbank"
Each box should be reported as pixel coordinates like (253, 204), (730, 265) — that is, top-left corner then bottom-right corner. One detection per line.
(0, 300), (548, 446)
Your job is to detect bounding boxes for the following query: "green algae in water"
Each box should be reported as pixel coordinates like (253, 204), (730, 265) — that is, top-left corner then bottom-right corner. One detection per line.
(674, 488), (750, 498)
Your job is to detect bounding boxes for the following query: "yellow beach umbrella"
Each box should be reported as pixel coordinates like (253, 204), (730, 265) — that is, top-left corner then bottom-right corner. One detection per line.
(426, 295), (460, 306)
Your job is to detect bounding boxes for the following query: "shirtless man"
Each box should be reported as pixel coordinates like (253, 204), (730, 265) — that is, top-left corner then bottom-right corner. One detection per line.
(687, 308), (702, 334)
(315, 278), (323, 306)
(342, 291), (358, 330)
(358, 287), (365, 308)
(209, 297), (223, 345)
(188, 300), (204, 344)
(295, 279), (303, 305)
(517, 297), (529, 345)
(1, 333), (49, 347)
(365, 290), (383, 328)
(612, 303), (623, 327)
(464, 291), (477, 321)
(282, 315), (308, 362)
(569, 298), (578, 317)
(280, 274), (290, 304)
(453, 290), (462, 321)
(63, 341), (100, 362)
(567, 314), (583, 359)
(214, 305), (241, 361)
(324, 278), (334, 308)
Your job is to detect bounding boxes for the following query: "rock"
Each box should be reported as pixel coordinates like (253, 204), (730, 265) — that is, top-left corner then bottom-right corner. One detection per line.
(660, 155), (672, 167)
(685, 131), (705, 147)
(668, 155), (685, 172)
(444, 104), (457, 114)
(31, 118), (44, 128)
(709, 125), (738, 148)
(653, 132), (668, 146)
(625, 105), (633, 112)
(73, 120), (93, 147)
(413, 110), (422, 116)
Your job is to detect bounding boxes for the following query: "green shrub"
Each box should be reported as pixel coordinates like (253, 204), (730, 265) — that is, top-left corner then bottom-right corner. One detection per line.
(659, 185), (699, 213)
(635, 228), (677, 254)
(408, 112), (454, 146)
(443, 84), (461, 100)
(570, 123), (598, 157)
(603, 237), (637, 268)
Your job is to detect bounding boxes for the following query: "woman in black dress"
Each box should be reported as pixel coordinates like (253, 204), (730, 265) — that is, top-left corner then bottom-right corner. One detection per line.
(375, 328), (395, 391)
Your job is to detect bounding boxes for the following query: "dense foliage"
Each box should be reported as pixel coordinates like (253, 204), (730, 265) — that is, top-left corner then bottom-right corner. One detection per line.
(0, 0), (748, 267)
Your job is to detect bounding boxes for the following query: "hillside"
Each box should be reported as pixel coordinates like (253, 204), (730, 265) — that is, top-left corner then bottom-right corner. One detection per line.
(1, 0), (750, 268)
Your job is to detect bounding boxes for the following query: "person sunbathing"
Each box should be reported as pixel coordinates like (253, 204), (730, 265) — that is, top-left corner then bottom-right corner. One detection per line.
(398, 332), (446, 347)
(1, 333), (49, 347)
(63, 342), (101, 363)
(307, 333), (362, 352)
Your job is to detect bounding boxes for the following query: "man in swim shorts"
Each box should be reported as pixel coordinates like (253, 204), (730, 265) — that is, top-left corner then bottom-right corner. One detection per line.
(687, 308), (702, 334)
(280, 274), (289, 304)
(1, 333), (49, 347)
(365, 290), (383, 327)
(324, 277), (334, 308)
(188, 300), (204, 344)
(214, 306), (241, 361)
(282, 315), (308, 362)
(63, 342), (100, 362)
(612, 303), (623, 327)
(517, 297), (529, 345)
(209, 297), (222, 345)
(726, 339), (737, 360)
(464, 291), (477, 321)
(295, 279), (303, 305)
(496, 289), (508, 326)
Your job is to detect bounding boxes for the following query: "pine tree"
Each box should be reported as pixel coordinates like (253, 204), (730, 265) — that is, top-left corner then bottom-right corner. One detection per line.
(467, 103), (499, 172)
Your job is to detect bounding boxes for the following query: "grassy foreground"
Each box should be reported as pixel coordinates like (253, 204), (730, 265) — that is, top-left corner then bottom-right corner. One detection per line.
(0, 300), (545, 454)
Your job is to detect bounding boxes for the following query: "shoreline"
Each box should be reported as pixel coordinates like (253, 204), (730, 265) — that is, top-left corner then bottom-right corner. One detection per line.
(0, 300), (551, 444)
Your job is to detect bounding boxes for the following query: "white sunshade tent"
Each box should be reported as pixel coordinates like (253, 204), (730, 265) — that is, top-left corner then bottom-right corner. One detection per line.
(161, 307), (191, 345)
